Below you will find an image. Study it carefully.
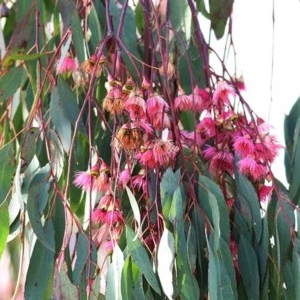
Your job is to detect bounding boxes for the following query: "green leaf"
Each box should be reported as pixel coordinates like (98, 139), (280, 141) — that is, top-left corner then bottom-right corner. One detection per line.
(126, 186), (141, 235)
(0, 142), (16, 206)
(57, 77), (85, 132)
(50, 87), (72, 152)
(121, 256), (135, 300)
(207, 237), (237, 300)
(275, 203), (293, 269)
(88, 3), (103, 51)
(0, 66), (26, 103)
(0, 201), (9, 261)
(106, 245), (124, 300)
(234, 171), (262, 242)
(197, 175), (230, 247)
(178, 44), (204, 94)
(293, 239), (300, 299)
(256, 216), (269, 282)
(20, 127), (39, 172)
(160, 168), (181, 220)
(110, 3), (141, 81)
(238, 236), (259, 300)
(70, 10), (85, 63)
(169, 187), (184, 224)
(169, 0), (191, 39)
(209, 0), (233, 39)
(72, 232), (89, 285)
(52, 194), (65, 254)
(157, 227), (175, 299)
(126, 226), (161, 295)
(24, 218), (55, 299)
(27, 164), (54, 251)
(54, 262), (79, 299)
(170, 189), (200, 299)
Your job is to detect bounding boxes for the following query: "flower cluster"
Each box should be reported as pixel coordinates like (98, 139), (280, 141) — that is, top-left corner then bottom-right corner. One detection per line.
(73, 159), (124, 254)
(176, 80), (282, 202)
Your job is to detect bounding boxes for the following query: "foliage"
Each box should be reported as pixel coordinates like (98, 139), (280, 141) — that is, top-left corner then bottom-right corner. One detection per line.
(0, 0), (299, 299)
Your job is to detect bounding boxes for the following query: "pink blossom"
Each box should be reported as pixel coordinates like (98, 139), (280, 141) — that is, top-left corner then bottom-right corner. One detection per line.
(203, 146), (218, 161)
(73, 164), (99, 191)
(132, 174), (148, 193)
(212, 81), (236, 107)
(119, 169), (131, 188)
(124, 93), (146, 120)
(174, 93), (191, 111)
(56, 55), (79, 75)
(209, 150), (234, 176)
(258, 184), (273, 202)
(98, 193), (121, 211)
(233, 135), (255, 157)
(135, 144), (156, 169)
(238, 156), (268, 181)
(152, 139), (179, 167)
(93, 162), (111, 192)
(196, 116), (216, 142)
(92, 209), (124, 226)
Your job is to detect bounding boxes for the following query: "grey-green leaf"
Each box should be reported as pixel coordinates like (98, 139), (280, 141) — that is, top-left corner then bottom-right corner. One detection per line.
(0, 142), (16, 206)
(126, 226), (161, 295)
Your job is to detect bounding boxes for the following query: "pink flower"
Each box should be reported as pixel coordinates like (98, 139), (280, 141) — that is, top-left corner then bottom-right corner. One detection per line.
(145, 95), (170, 129)
(196, 116), (216, 142)
(146, 95), (169, 114)
(203, 146), (218, 161)
(135, 143), (156, 169)
(212, 81), (236, 107)
(132, 174), (148, 193)
(56, 55), (79, 75)
(119, 169), (131, 188)
(98, 193), (121, 211)
(124, 93), (146, 120)
(152, 139), (179, 167)
(238, 156), (268, 181)
(136, 139), (179, 169)
(258, 184), (273, 202)
(233, 135), (255, 157)
(93, 162), (111, 192)
(209, 150), (234, 176)
(175, 87), (210, 112)
(73, 164), (100, 191)
(92, 209), (124, 226)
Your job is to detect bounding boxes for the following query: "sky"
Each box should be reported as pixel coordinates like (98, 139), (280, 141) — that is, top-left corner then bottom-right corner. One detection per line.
(201, 0), (300, 186)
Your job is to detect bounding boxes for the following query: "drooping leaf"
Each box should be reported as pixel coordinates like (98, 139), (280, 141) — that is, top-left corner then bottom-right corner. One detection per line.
(234, 171), (262, 242)
(106, 244), (124, 300)
(50, 87), (72, 152)
(197, 175), (230, 248)
(0, 66), (26, 103)
(24, 218), (55, 299)
(0, 142), (16, 206)
(160, 168), (181, 220)
(0, 201), (9, 261)
(70, 10), (85, 63)
(27, 164), (54, 251)
(157, 227), (175, 300)
(126, 226), (161, 295)
(207, 236), (237, 300)
(209, 0), (233, 39)
(178, 44), (204, 94)
(238, 235), (259, 300)
(20, 127), (40, 172)
(54, 262), (79, 299)
(72, 232), (89, 285)
(126, 186), (141, 236)
(169, 188), (200, 299)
